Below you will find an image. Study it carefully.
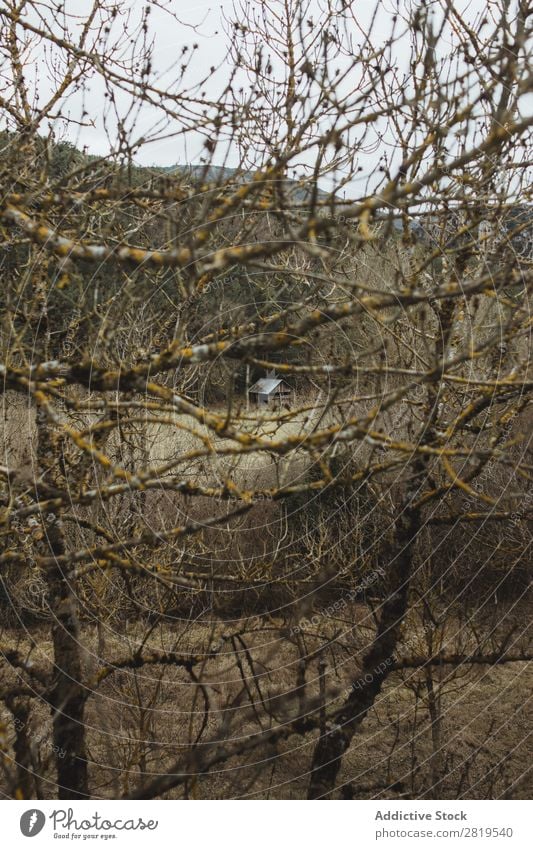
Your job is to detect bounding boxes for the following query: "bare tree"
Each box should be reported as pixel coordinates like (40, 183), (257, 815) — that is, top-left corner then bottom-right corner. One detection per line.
(0, 0), (531, 800)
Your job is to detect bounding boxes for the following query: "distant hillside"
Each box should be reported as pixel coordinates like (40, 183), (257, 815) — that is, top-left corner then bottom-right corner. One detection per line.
(151, 161), (330, 201)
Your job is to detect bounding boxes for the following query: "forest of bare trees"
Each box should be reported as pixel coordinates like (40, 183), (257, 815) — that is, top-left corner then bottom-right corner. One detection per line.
(0, 0), (532, 801)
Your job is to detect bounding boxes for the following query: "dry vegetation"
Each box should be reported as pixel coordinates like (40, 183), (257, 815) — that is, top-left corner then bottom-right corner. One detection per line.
(0, 0), (532, 801)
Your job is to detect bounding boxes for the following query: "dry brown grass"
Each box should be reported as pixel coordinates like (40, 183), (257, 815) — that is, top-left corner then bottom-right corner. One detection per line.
(1, 600), (531, 800)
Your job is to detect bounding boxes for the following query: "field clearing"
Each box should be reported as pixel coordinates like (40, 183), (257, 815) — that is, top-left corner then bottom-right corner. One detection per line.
(1, 391), (351, 492)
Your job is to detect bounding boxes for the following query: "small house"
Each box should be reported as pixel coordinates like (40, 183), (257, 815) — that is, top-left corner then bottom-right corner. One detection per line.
(248, 371), (292, 407)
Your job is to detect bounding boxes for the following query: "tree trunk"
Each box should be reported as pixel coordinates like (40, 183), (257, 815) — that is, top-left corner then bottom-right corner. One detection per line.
(307, 501), (421, 799)
(36, 403), (88, 799)
(425, 668), (443, 791)
(8, 697), (33, 799)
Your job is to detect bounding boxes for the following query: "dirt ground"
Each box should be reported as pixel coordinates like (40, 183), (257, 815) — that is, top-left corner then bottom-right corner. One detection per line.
(1, 599), (531, 800)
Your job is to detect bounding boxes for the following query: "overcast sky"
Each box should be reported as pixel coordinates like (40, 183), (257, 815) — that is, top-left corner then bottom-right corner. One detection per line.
(27, 0), (411, 169)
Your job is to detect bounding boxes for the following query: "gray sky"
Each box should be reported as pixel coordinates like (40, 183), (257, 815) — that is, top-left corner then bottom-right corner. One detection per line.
(5, 0), (531, 192)
(27, 0), (404, 169)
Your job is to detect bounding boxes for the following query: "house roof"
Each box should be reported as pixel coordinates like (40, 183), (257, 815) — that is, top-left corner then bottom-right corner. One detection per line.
(249, 377), (286, 394)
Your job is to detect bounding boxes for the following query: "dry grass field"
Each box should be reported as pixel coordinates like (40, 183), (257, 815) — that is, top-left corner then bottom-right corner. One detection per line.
(2, 598), (531, 800)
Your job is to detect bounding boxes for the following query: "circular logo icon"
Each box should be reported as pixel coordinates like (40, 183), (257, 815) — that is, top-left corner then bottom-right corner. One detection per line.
(20, 809), (46, 837)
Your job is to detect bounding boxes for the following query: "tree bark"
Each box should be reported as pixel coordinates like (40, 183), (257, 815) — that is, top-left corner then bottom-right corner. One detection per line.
(7, 697), (33, 799)
(307, 500), (421, 799)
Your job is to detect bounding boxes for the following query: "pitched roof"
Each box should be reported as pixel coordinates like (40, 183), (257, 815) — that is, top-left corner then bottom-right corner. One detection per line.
(248, 377), (285, 394)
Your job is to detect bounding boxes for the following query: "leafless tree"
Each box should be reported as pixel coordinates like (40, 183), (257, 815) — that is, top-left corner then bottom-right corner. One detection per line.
(0, 0), (531, 800)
